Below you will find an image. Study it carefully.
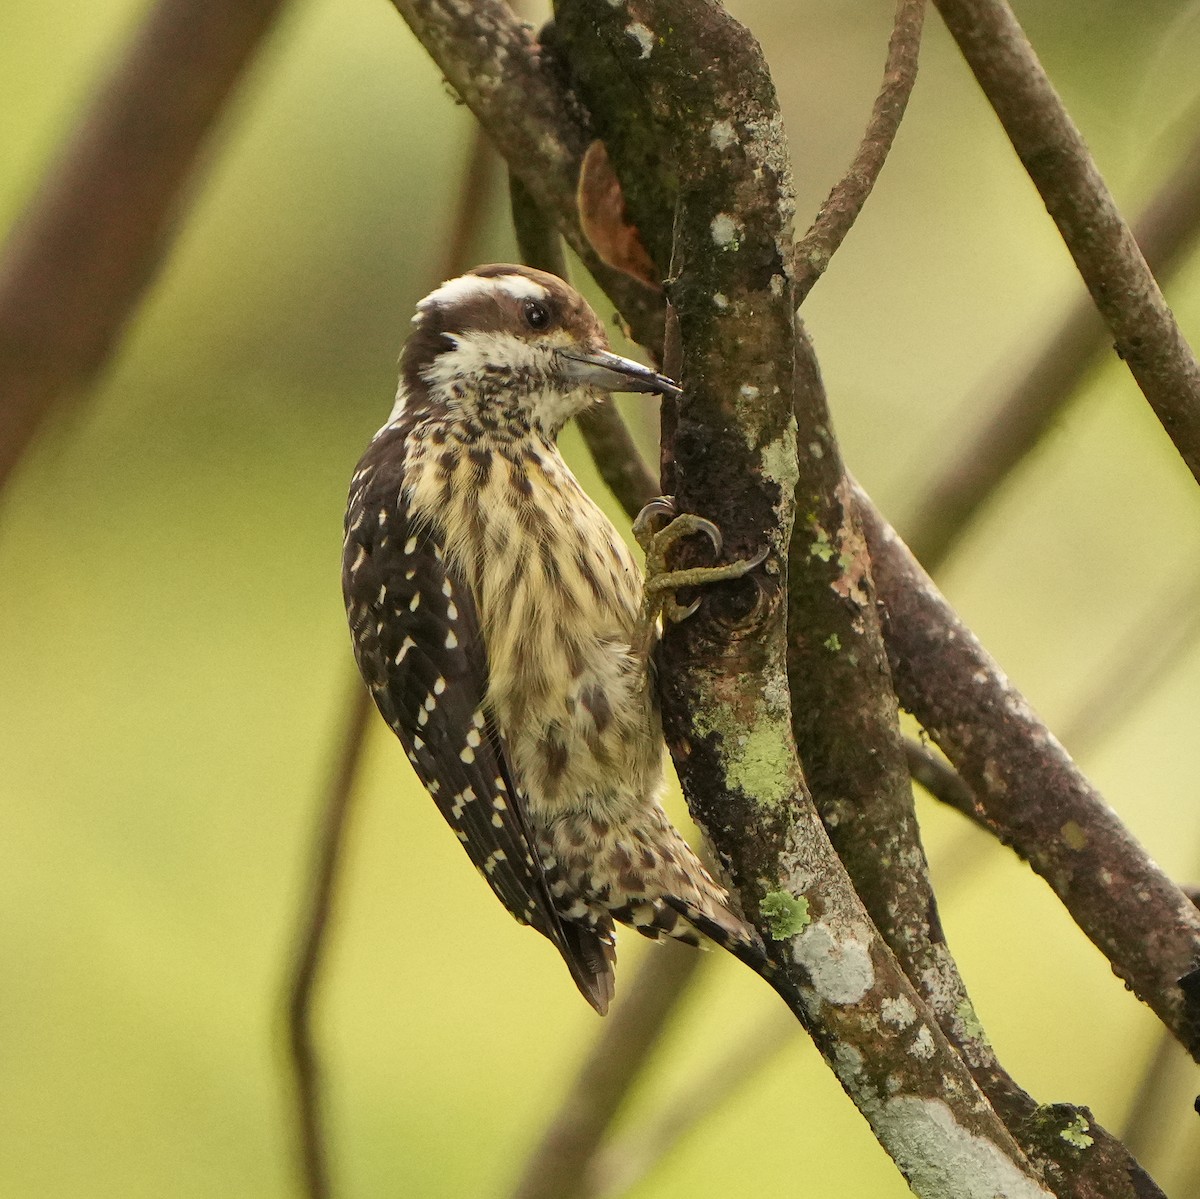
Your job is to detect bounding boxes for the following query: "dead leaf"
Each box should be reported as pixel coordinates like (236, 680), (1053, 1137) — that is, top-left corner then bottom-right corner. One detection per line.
(577, 140), (661, 290)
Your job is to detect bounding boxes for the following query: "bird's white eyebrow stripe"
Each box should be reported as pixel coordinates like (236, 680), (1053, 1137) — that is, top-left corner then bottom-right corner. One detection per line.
(492, 274), (551, 301)
(417, 273), (549, 314)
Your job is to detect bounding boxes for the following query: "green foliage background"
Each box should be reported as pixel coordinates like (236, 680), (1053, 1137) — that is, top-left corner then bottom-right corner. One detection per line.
(2, 0), (1200, 1195)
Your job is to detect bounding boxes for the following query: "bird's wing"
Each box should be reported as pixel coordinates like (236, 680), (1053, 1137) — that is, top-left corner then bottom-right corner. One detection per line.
(342, 439), (614, 1013)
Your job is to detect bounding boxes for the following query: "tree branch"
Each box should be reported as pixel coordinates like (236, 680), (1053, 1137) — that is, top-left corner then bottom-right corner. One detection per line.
(0, 0), (288, 497)
(391, 2), (1172, 1191)
(790, 321), (976, 1028)
(858, 483), (1200, 1059)
(509, 171), (570, 280)
(793, 335), (1160, 1197)
(794, 0), (927, 304)
(908, 121), (1200, 569)
(550, 2), (1051, 1193)
(932, 0), (1200, 487)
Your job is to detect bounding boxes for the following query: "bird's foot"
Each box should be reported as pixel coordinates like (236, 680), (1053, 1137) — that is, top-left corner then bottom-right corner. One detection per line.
(634, 496), (767, 624)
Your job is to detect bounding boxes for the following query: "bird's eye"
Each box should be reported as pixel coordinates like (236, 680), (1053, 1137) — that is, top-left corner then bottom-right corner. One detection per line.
(523, 299), (551, 330)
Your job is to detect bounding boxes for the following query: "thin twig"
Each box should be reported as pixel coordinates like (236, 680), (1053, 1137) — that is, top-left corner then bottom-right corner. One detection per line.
(510, 172), (570, 280)
(905, 737), (978, 815)
(286, 683), (372, 1199)
(909, 125), (1200, 570)
(794, 0), (927, 304)
(507, 943), (702, 1199)
(283, 125), (498, 1199)
(0, 0), (289, 498)
(932, 0), (1200, 487)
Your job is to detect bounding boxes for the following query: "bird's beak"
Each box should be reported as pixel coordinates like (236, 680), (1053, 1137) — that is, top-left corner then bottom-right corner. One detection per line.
(558, 349), (682, 398)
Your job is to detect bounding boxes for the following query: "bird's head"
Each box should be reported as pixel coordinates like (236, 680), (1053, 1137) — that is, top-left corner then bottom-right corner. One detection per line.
(394, 264), (680, 438)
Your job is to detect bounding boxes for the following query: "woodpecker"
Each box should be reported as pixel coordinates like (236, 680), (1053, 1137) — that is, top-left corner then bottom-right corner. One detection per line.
(342, 264), (764, 1013)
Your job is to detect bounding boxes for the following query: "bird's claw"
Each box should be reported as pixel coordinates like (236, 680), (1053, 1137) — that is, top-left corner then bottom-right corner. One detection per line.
(635, 497), (723, 559)
(669, 595), (703, 623)
(633, 496), (680, 551)
(635, 496), (766, 626)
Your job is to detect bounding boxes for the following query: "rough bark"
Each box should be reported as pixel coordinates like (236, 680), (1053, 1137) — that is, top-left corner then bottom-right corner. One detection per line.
(389, 2), (1176, 1193)
(549, 3), (1051, 1194)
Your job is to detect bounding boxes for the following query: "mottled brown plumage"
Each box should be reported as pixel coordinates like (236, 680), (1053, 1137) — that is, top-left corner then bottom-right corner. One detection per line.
(343, 265), (761, 1013)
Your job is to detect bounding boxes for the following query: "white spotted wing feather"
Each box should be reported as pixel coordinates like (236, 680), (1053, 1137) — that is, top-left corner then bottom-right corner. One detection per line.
(342, 428), (615, 1012)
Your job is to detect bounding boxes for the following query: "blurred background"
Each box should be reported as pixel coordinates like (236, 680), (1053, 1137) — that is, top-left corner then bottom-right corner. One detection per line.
(2, 0), (1200, 1195)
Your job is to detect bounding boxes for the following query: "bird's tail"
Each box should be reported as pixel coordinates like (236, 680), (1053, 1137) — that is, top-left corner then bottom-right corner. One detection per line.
(665, 895), (805, 1014)
(557, 913), (616, 1015)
